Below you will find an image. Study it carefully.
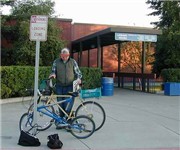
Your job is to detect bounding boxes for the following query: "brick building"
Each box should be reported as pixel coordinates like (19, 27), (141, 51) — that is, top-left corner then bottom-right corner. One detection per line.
(57, 18), (157, 73)
(2, 17), (157, 73)
(56, 19), (119, 72)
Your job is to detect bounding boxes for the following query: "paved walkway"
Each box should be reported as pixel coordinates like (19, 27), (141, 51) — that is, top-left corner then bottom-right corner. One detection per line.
(0, 88), (180, 150)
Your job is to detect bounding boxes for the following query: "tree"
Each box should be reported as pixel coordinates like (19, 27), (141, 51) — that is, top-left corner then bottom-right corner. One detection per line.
(1, 0), (16, 6)
(146, 1), (180, 76)
(1, 0), (65, 66)
(105, 42), (155, 73)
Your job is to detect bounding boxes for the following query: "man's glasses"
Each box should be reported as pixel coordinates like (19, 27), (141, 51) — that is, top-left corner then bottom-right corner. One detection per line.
(60, 53), (69, 58)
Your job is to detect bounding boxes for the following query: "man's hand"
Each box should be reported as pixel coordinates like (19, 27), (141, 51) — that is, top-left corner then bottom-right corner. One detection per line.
(49, 74), (56, 79)
(77, 78), (81, 84)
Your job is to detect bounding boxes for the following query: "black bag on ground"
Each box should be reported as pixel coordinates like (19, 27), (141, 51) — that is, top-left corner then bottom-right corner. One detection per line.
(18, 130), (41, 146)
(47, 134), (63, 149)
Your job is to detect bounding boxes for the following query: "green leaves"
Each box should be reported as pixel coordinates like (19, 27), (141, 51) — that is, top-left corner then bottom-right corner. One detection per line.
(1, 0), (65, 66)
(161, 68), (180, 82)
(80, 67), (102, 89)
(147, 1), (180, 76)
(1, 0), (15, 6)
(0, 66), (34, 98)
(147, 1), (180, 29)
(12, 0), (55, 17)
(0, 66), (102, 98)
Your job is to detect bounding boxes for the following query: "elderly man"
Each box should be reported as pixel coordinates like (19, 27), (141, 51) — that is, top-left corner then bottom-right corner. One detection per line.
(49, 48), (82, 128)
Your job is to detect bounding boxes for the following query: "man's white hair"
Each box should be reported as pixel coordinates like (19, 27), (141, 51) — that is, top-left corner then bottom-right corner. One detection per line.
(61, 48), (70, 54)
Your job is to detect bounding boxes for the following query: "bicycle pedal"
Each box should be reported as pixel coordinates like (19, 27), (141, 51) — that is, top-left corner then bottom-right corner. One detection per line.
(65, 126), (71, 132)
(67, 119), (72, 124)
(56, 124), (68, 129)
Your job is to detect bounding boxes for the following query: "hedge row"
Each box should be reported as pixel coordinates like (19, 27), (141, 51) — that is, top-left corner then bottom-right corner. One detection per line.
(1, 66), (102, 99)
(161, 68), (180, 82)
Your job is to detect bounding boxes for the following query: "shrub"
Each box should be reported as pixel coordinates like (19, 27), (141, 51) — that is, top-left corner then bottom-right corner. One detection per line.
(81, 67), (102, 89)
(0, 66), (102, 99)
(161, 68), (180, 82)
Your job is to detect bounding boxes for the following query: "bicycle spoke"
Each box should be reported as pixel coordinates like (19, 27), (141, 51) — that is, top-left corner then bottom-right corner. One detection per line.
(70, 115), (95, 139)
(75, 101), (106, 131)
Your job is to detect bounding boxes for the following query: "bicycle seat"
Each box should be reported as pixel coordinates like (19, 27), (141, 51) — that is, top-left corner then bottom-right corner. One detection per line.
(41, 89), (52, 96)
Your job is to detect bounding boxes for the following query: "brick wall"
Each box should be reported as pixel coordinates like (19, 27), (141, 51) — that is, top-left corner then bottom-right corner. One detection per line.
(71, 23), (123, 71)
(56, 18), (72, 48)
(2, 16), (154, 73)
(72, 23), (110, 40)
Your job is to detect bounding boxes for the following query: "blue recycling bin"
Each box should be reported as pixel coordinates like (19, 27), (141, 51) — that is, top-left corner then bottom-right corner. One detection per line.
(101, 77), (114, 96)
(164, 82), (180, 96)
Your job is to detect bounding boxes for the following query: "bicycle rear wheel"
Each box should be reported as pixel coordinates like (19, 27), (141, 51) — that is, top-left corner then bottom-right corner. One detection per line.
(75, 101), (106, 131)
(28, 100), (55, 131)
(70, 115), (95, 139)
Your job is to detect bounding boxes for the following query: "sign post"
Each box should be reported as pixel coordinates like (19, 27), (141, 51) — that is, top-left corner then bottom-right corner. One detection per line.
(30, 15), (48, 135)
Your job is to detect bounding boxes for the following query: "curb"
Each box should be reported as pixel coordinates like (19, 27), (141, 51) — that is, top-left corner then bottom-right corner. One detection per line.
(0, 96), (32, 105)
(155, 90), (164, 94)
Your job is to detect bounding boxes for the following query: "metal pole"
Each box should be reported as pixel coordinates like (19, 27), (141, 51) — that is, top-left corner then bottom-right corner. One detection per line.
(33, 40), (40, 135)
(88, 49), (90, 67)
(101, 46), (103, 69)
(79, 42), (82, 66)
(141, 42), (146, 92)
(118, 42), (121, 88)
(141, 42), (146, 74)
(97, 36), (101, 68)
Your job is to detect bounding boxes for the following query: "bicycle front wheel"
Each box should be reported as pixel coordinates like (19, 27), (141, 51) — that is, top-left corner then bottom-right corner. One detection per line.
(19, 113), (34, 134)
(28, 101), (54, 131)
(70, 115), (95, 139)
(75, 101), (106, 131)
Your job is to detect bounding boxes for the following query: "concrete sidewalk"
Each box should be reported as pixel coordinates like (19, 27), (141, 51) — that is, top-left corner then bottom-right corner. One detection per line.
(0, 88), (180, 150)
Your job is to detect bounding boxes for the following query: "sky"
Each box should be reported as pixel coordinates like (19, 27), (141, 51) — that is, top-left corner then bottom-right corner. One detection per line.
(52, 0), (159, 27)
(1, 0), (159, 28)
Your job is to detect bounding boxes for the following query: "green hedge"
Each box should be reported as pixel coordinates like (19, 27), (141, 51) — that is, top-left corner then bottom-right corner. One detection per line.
(161, 68), (180, 82)
(80, 67), (102, 89)
(0, 66), (102, 99)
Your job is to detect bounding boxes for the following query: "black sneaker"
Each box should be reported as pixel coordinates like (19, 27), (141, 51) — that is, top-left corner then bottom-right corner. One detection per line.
(67, 119), (72, 124)
(65, 126), (71, 132)
(55, 124), (67, 130)
(56, 126), (65, 130)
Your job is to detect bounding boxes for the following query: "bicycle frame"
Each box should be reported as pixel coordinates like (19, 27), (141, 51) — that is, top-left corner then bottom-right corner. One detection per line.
(41, 94), (76, 120)
(22, 97), (95, 137)
(20, 82), (97, 139)
(39, 79), (96, 114)
(40, 97), (73, 120)
(40, 90), (99, 119)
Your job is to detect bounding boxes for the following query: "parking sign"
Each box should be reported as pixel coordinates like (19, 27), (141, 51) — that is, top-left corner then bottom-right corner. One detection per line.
(30, 15), (48, 41)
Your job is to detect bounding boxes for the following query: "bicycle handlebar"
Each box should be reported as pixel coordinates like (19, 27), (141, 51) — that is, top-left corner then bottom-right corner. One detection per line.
(25, 88), (42, 97)
(73, 79), (84, 92)
(48, 78), (81, 93)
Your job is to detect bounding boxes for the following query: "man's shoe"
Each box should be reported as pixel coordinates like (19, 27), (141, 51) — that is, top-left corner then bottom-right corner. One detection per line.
(56, 125), (66, 130)
(56, 126), (65, 130)
(65, 126), (71, 132)
(67, 119), (72, 124)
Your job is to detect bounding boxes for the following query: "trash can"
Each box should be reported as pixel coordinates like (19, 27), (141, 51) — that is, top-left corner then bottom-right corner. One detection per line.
(101, 77), (114, 96)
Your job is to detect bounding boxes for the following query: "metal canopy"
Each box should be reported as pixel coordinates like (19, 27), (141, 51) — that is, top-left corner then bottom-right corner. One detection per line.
(71, 26), (162, 52)
(71, 26), (162, 92)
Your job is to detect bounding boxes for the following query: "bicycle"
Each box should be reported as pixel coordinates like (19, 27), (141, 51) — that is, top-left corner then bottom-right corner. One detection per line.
(21, 78), (106, 131)
(19, 90), (95, 139)
(43, 78), (105, 131)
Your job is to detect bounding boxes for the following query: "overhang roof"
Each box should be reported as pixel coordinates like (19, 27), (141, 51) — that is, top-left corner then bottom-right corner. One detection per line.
(71, 26), (162, 52)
